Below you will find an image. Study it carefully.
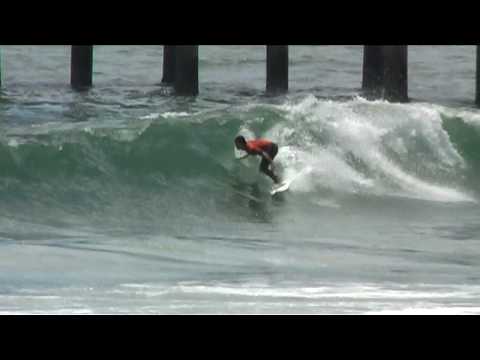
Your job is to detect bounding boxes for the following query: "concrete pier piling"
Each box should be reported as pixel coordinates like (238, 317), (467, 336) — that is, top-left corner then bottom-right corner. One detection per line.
(174, 45), (198, 96)
(4, 45), (479, 105)
(266, 45), (288, 94)
(362, 45), (384, 97)
(162, 45), (176, 84)
(383, 45), (408, 102)
(476, 45), (480, 106)
(70, 45), (93, 90)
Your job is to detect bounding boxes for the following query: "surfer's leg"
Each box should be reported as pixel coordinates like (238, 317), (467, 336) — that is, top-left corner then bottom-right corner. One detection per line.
(266, 144), (280, 183)
(270, 143), (278, 159)
(260, 158), (279, 183)
(259, 158), (269, 175)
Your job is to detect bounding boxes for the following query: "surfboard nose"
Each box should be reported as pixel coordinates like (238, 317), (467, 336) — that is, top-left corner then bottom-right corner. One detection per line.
(270, 180), (290, 195)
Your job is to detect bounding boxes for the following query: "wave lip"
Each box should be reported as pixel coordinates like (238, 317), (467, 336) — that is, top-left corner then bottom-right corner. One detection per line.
(268, 95), (476, 203)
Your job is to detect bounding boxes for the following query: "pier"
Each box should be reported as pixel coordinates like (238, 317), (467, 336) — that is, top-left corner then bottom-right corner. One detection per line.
(70, 45), (93, 90)
(362, 45), (408, 102)
(174, 45), (199, 96)
(477, 45), (480, 106)
(0, 45), (479, 105)
(362, 46), (384, 98)
(162, 45), (176, 84)
(266, 45), (288, 94)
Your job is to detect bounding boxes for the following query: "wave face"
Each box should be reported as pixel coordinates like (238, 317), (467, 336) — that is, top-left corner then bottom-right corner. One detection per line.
(1, 95), (479, 228)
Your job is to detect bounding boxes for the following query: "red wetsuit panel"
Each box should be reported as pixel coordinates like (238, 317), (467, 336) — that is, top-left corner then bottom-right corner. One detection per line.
(246, 139), (273, 154)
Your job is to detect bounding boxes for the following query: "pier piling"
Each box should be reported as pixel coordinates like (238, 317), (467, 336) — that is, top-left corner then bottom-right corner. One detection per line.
(383, 45), (408, 102)
(70, 45), (93, 90)
(266, 45), (288, 94)
(362, 45), (384, 97)
(476, 45), (479, 106)
(174, 45), (198, 96)
(162, 45), (176, 84)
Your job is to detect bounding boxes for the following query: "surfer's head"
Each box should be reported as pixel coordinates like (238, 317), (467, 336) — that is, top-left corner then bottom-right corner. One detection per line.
(234, 135), (247, 150)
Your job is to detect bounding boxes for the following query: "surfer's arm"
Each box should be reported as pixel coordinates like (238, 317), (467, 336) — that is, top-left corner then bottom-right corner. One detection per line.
(236, 153), (250, 160)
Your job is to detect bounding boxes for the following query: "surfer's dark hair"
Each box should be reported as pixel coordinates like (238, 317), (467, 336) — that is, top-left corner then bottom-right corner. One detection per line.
(235, 135), (246, 145)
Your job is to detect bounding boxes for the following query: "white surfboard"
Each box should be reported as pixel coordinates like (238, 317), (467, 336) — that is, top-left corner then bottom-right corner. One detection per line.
(270, 166), (313, 196)
(270, 180), (291, 195)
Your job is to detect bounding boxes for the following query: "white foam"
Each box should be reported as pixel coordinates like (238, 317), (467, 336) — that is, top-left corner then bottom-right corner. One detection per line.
(268, 95), (475, 202)
(175, 283), (478, 300)
(429, 103), (480, 128)
(161, 112), (191, 118)
(140, 113), (160, 120)
(7, 138), (20, 147)
(140, 111), (191, 120)
(3, 282), (479, 314)
(367, 151), (473, 202)
(367, 307), (480, 315)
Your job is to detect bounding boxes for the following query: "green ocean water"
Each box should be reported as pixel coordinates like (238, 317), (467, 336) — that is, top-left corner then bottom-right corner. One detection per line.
(1, 45), (480, 314)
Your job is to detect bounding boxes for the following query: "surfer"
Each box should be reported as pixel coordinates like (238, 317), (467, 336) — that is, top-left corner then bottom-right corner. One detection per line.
(234, 135), (280, 184)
